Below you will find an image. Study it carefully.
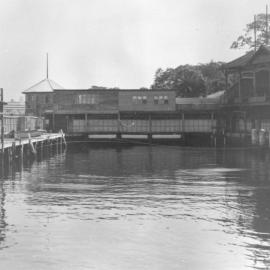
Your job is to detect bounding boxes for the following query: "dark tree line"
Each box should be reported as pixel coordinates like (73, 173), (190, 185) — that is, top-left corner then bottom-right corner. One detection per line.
(151, 62), (226, 97)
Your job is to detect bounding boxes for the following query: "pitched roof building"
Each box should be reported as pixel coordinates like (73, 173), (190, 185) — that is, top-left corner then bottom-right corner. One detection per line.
(23, 78), (64, 94)
(23, 78), (64, 116)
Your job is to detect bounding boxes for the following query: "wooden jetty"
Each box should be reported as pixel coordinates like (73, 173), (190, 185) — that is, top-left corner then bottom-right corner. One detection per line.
(0, 131), (66, 163)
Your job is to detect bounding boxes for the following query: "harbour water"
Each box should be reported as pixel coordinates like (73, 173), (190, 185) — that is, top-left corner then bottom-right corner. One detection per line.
(0, 144), (270, 269)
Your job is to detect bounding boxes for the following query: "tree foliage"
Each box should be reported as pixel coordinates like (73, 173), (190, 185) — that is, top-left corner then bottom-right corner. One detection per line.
(231, 13), (270, 50)
(151, 62), (226, 97)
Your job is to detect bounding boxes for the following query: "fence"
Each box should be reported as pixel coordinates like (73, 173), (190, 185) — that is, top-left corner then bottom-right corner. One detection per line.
(0, 115), (44, 135)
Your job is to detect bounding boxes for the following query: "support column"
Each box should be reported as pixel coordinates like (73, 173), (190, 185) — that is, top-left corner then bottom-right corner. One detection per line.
(66, 115), (69, 133)
(117, 112), (121, 139)
(85, 114), (88, 132)
(181, 112), (185, 144)
(52, 113), (55, 133)
(211, 112), (216, 147)
(148, 114), (152, 143)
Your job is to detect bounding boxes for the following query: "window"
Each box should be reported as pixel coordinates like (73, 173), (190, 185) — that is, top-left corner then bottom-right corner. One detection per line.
(76, 94), (97, 104)
(132, 96), (137, 103)
(142, 96), (147, 104)
(28, 95), (35, 103)
(45, 95), (50, 104)
(164, 96), (169, 104)
(242, 72), (254, 79)
(132, 95), (148, 104)
(154, 95), (169, 105)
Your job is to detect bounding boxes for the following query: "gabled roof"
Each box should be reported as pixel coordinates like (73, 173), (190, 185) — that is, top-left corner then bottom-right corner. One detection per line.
(23, 78), (64, 93)
(224, 45), (270, 71)
(223, 50), (255, 70)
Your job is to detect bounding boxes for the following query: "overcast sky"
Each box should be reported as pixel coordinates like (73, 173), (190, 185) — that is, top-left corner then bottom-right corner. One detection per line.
(0, 0), (267, 100)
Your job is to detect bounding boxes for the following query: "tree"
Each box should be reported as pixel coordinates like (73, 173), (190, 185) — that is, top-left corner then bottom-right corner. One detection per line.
(231, 13), (270, 50)
(151, 62), (226, 97)
(152, 65), (206, 97)
(199, 62), (226, 94)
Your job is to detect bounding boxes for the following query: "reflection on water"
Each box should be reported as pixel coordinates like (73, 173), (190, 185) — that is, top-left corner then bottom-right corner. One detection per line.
(0, 145), (270, 269)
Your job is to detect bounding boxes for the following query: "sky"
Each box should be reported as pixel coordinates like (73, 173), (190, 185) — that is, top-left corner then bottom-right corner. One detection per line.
(0, 0), (267, 100)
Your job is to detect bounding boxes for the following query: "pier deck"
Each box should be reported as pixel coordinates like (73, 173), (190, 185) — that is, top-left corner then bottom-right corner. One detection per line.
(0, 132), (66, 163)
(2, 133), (64, 149)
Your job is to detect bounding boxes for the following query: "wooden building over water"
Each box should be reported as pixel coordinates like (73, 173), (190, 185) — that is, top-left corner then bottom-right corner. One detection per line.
(37, 88), (220, 144)
(222, 45), (270, 145)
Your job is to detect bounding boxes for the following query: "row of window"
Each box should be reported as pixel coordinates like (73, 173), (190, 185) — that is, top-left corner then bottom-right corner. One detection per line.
(132, 95), (169, 105)
(26, 94), (171, 106)
(69, 94), (170, 105)
(27, 94), (52, 104)
(75, 94), (98, 104)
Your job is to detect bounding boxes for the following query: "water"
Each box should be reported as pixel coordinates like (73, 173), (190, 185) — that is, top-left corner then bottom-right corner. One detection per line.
(1, 144), (270, 269)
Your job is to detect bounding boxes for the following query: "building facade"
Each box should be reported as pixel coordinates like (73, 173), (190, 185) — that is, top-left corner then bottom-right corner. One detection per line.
(222, 45), (270, 142)
(23, 78), (64, 117)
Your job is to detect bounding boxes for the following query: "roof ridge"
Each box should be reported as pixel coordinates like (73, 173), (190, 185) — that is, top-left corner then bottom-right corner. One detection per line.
(46, 78), (54, 91)
(22, 78), (47, 93)
(23, 77), (64, 93)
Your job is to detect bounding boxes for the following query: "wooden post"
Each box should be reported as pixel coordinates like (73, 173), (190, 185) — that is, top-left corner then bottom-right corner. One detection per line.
(40, 141), (43, 157)
(19, 143), (23, 172)
(181, 112), (185, 132)
(52, 112), (55, 132)
(28, 133), (37, 155)
(8, 147), (12, 164)
(12, 141), (16, 160)
(181, 112), (185, 143)
(57, 138), (59, 153)
(85, 114), (88, 132)
(20, 142), (24, 158)
(211, 113), (216, 147)
(60, 129), (67, 147)
(117, 112), (121, 139)
(66, 115), (69, 133)
(60, 136), (63, 153)
(148, 114), (152, 143)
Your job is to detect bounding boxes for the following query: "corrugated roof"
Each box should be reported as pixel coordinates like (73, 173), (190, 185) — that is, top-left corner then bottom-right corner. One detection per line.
(23, 78), (64, 93)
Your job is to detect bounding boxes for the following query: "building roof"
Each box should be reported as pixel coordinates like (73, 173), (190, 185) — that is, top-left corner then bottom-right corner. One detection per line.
(223, 50), (255, 70)
(224, 45), (270, 71)
(23, 78), (64, 93)
(53, 88), (176, 92)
